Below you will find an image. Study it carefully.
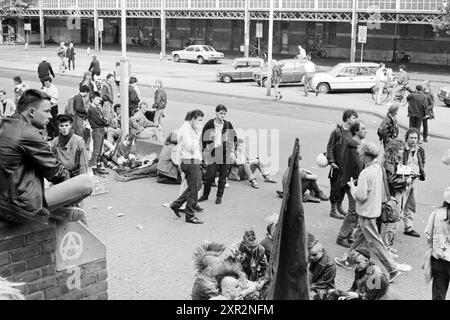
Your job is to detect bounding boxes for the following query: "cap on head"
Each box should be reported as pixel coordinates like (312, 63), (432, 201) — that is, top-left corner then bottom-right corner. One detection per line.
(355, 248), (371, 259)
(56, 114), (73, 123)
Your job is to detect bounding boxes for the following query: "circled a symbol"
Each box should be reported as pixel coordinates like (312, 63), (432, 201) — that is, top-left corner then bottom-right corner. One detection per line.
(60, 232), (83, 261)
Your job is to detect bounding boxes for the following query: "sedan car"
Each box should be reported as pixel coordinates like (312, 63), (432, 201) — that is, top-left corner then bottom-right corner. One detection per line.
(172, 45), (224, 64)
(217, 58), (264, 83)
(437, 87), (450, 107)
(311, 62), (379, 94)
(253, 59), (307, 87)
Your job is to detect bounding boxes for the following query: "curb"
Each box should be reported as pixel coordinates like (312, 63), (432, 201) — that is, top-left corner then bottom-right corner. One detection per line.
(3, 66), (449, 140)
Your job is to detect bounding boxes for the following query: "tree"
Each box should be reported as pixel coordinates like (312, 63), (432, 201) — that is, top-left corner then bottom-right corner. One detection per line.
(0, 0), (36, 16)
(432, 1), (450, 34)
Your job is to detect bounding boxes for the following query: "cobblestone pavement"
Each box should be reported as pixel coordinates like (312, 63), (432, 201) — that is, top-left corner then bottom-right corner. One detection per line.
(1, 67), (449, 299)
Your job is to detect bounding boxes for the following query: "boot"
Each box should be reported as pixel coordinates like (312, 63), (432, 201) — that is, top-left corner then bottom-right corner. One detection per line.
(337, 201), (347, 216)
(329, 203), (344, 220)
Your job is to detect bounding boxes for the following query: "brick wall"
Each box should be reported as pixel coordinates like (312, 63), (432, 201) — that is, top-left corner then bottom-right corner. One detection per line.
(0, 222), (108, 300)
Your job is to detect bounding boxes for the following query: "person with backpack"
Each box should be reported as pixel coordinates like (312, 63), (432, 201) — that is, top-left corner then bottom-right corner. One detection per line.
(377, 102), (399, 150)
(271, 62), (283, 100)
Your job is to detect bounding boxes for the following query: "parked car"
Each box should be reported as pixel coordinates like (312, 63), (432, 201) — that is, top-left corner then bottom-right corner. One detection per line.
(171, 45), (224, 64)
(311, 62), (379, 94)
(253, 59), (308, 87)
(437, 87), (450, 107)
(216, 58), (264, 83)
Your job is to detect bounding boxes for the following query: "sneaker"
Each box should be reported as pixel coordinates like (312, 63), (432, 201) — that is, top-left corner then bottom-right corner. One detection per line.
(264, 176), (277, 183)
(336, 237), (352, 248)
(185, 216), (203, 224)
(335, 257), (353, 270)
(225, 182), (230, 188)
(404, 229), (421, 237)
(250, 179), (259, 189)
(303, 194), (320, 203)
(330, 211), (344, 220)
(388, 270), (402, 283)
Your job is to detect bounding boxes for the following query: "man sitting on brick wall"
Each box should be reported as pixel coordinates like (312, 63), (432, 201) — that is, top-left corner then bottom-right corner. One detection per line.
(0, 89), (94, 225)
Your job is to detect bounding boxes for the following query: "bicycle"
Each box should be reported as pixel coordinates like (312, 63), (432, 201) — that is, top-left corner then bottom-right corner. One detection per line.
(371, 80), (409, 107)
(308, 46), (328, 59)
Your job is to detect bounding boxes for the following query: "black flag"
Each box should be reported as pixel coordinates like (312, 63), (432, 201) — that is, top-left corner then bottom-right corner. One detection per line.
(266, 138), (309, 300)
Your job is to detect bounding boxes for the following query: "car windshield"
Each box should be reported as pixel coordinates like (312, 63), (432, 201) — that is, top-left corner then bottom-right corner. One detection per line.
(202, 46), (215, 51)
(326, 64), (345, 76)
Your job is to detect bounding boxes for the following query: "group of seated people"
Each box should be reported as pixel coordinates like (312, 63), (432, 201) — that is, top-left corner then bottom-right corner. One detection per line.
(190, 217), (400, 300)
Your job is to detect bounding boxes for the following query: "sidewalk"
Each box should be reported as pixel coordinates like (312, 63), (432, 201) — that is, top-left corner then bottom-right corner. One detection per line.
(2, 44), (450, 139)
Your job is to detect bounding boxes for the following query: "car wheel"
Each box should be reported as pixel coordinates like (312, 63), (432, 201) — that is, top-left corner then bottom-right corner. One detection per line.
(197, 56), (205, 64)
(222, 75), (232, 83)
(173, 55), (180, 63)
(210, 60), (218, 64)
(317, 82), (330, 94)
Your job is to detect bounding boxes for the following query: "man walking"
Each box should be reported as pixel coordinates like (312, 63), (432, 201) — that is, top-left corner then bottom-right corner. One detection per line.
(41, 76), (59, 140)
(336, 141), (401, 283)
(407, 84), (428, 132)
(303, 55), (319, 97)
(271, 62), (283, 100)
(198, 104), (237, 205)
(336, 120), (366, 248)
(170, 109), (204, 224)
(88, 55), (101, 80)
(401, 128), (425, 238)
(37, 57), (55, 87)
(87, 92), (108, 174)
(375, 63), (386, 105)
(0, 89), (92, 225)
(326, 109), (358, 220)
(67, 43), (76, 71)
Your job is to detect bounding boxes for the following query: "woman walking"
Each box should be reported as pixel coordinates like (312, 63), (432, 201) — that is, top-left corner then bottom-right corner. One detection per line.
(424, 187), (450, 300)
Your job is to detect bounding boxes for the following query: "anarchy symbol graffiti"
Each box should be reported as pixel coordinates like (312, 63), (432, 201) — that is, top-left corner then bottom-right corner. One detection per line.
(60, 232), (84, 261)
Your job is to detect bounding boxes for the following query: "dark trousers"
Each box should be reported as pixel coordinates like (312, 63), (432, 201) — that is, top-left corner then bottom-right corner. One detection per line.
(422, 118), (429, 139)
(68, 57), (75, 70)
(172, 161), (202, 216)
(46, 105), (59, 139)
(431, 256), (450, 300)
(301, 179), (321, 195)
(90, 127), (105, 167)
(338, 186), (358, 239)
(203, 163), (228, 199)
(409, 116), (422, 132)
(91, 71), (100, 80)
(328, 168), (341, 204)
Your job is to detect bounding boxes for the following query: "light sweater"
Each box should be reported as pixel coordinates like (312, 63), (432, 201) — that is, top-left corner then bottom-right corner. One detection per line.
(425, 208), (450, 263)
(352, 162), (384, 219)
(177, 121), (202, 161)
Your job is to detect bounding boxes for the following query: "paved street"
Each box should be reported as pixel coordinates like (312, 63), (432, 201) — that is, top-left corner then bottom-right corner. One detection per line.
(0, 45), (449, 299)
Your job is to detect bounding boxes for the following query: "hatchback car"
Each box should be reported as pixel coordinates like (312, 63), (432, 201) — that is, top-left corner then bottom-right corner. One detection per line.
(216, 58), (264, 83)
(172, 45), (224, 64)
(437, 87), (450, 107)
(311, 62), (379, 94)
(253, 59), (307, 87)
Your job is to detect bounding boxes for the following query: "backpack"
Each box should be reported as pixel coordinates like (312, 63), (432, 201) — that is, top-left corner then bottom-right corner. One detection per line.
(65, 95), (76, 116)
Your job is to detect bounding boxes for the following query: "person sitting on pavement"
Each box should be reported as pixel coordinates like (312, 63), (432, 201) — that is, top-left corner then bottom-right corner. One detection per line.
(128, 76), (141, 116)
(192, 241), (226, 300)
(278, 152), (329, 203)
(0, 90), (16, 118)
(210, 263), (259, 300)
(112, 133), (139, 170)
(377, 102), (400, 150)
(0, 89), (93, 225)
(129, 102), (164, 142)
(259, 220), (276, 263)
(228, 138), (277, 189)
(51, 114), (89, 178)
(308, 239), (337, 300)
(157, 130), (182, 185)
(13, 76), (30, 105)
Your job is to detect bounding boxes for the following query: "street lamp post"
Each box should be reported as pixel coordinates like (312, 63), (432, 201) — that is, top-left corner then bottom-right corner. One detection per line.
(266, 0), (274, 96)
(350, 0), (357, 62)
(120, 0), (129, 140)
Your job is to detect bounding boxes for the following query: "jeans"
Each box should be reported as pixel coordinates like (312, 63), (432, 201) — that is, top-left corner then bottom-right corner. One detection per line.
(402, 184), (416, 231)
(90, 127), (105, 167)
(409, 116), (422, 132)
(68, 57), (75, 70)
(375, 81), (384, 104)
(46, 105), (59, 139)
(422, 118), (428, 140)
(203, 163), (229, 199)
(380, 191), (404, 246)
(304, 73), (317, 95)
(431, 256), (450, 300)
(172, 160), (202, 216)
(350, 216), (398, 274)
(338, 187), (357, 240)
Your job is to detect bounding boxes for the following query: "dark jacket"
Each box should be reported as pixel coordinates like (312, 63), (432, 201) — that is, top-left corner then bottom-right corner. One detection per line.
(377, 113), (399, 148)
(326, 124), (350, 167)
(407, 92), (428, 118)
(88, 59), (101, 74)
(38, 61), (55, 79)
(101, 82), (114, 104)
(129, 85), (140, 115)
(403, 145), (425, 181)
(309, 251), (336, 292)
(0, 114), (70, 224)
(88, 105), (108, 129)
(383, 160), (408, 194)
(201, 118), (237, 165)
(339, 137), (363, 188)
(153, 88), (167, 110)
(67, 47), (75, 59)
(73, 94), (88, 136)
